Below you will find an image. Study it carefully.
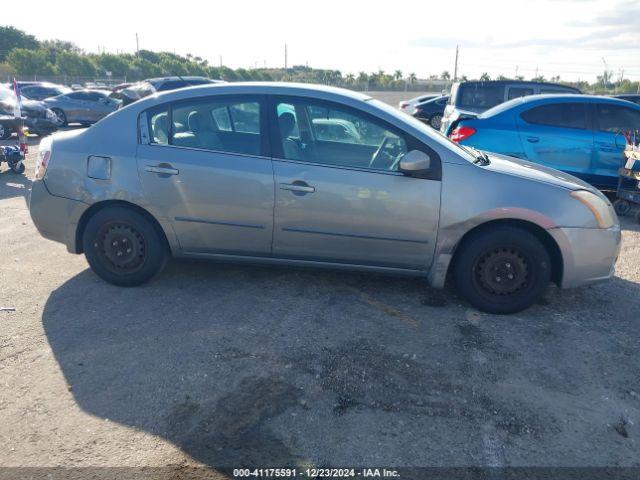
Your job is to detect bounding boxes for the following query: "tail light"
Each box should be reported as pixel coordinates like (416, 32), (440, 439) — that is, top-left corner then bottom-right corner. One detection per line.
(35, 139), (51, 180)
(400, 102), (409, 109)
(449, 126), (476, 143)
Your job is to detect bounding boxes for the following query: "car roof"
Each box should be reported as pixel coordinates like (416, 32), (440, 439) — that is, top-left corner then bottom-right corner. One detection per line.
(482, 93), (640, 117)
(455, 80), (580, 89)
(130, 82), (373, 108)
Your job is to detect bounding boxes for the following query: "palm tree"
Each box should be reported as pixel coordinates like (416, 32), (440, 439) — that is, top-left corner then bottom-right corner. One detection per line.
(479, 72), (491, 81)
(441, 70), (451, 81)
(345, 73), (355, 85)
(408, 72), (417, 85)
(394, 70), (403, 81)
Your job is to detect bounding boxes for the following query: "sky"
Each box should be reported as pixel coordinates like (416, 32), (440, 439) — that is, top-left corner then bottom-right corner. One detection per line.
(9, 0), (640, 82)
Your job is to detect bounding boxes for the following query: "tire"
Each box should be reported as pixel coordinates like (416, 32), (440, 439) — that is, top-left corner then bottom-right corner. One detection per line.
(51, 108), (67, 127)
(10, 161), (25, 174)
(613, 199), (631, 217)
(453, 226), (551, 314)
(635, 209), (640, 225)
(82, 206), (167, 287)
(429, 113), (443, 130)
(0, 123), (11, 140)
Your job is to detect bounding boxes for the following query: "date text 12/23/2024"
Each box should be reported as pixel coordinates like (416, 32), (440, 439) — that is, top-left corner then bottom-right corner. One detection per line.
(233, 468), (400, 478)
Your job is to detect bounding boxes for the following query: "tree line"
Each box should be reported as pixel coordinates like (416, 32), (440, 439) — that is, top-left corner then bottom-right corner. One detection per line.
(1, 25), (638, 93)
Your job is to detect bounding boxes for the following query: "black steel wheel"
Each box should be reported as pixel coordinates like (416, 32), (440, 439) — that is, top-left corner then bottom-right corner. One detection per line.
(83, 206), (167, 286)
(613, 199), (631, 217)
(453, 226), (551, 314)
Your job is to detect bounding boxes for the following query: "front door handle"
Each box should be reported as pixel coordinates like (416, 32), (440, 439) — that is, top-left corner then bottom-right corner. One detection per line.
(526, 136), (540, 143)
(280, 181), (315, 194)
(145, 164), (179, 175)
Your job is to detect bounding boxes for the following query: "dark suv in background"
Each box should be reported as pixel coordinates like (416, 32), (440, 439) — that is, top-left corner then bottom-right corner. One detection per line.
(118, 76), (225, 107)
(440, 80), (581, 133)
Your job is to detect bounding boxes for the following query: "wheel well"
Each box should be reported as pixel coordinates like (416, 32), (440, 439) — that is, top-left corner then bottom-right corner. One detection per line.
(449, 219), (564, 285)
(75, 200), (170, 254)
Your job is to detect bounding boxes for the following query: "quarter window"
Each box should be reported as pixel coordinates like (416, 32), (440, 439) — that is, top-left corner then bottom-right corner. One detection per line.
(508, 87), (534, 100)
(274, 100), (408, 171)
(520, 103), (587, 129)
(595, 104), (640, 133)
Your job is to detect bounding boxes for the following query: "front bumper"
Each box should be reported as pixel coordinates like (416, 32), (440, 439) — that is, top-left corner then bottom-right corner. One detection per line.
(549, 225), (622, 289)
(29, 180), (87, 253)
(24, 116), (58, 135)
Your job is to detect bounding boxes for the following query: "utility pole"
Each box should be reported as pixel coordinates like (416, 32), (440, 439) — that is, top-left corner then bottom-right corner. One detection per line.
(135, 33), (139, 55)
(453, 44), (459, 82)
(534, 65), (539, 79)
(515, 65), (519, 78)
(219, 56), (223, 67)
(284, 43), (288, 70)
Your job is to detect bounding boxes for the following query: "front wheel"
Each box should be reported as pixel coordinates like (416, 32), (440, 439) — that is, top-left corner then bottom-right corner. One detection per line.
(51, 108), (67, 127)
(82, 206), (167, 286)
(453, 226), (551, 314)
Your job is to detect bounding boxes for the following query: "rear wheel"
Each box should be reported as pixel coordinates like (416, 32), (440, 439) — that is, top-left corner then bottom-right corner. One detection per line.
(429, 113), (443, 130)
(613, 199), (631, 217)
(0, 123), (11, 140)
(82, 206), (167, 286)
(9, 161), (25, 174)
(453, 226), (551, 314)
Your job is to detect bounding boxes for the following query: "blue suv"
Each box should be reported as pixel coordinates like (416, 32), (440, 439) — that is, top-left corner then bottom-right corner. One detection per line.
(446, 95), (640, 190)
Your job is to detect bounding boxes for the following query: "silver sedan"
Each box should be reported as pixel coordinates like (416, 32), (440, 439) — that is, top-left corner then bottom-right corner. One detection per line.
(43, 89), (119, 126)
(29, 83), (620, 314)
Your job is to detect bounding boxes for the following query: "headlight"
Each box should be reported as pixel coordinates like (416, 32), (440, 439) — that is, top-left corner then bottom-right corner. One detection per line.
(570, 190), (616, 229)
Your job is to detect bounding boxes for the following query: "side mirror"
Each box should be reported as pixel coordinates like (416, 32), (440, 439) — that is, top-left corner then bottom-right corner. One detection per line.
(399, 150), (431, 176)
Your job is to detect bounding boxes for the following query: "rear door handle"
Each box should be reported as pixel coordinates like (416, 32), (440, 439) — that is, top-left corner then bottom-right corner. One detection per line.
(280, 181), (315, 194)
(526, 136), (540, 143)
(145, 164), (179, 175)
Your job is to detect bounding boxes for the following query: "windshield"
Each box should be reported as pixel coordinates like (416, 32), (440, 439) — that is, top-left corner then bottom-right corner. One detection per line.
(367, 98), (476, 162)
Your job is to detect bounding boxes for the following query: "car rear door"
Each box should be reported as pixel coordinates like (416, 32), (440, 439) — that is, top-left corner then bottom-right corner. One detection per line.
(269, 96), (441, 271)
(137, 94), (274, 256)
(591, 102), (640, 188)
(516, 101), (594, 180)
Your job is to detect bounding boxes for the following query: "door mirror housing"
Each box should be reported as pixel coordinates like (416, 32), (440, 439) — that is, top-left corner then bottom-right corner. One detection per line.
(399, 150), (431, 176)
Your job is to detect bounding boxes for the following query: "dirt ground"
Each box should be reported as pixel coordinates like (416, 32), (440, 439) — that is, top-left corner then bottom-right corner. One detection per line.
(1, 107), (640, 476)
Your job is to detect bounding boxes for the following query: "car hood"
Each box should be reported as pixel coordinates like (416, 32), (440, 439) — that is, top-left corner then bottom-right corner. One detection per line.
(20, 98), (47, 111)
(481, 151), (596, 192)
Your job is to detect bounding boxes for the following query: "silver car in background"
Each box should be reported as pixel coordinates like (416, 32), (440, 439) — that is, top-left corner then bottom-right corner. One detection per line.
(29, 83), (620, 314)
(43, 89), (120, 126)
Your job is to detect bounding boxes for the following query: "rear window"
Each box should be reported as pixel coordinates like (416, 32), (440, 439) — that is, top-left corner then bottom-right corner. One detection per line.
(457, 84), (505, 109)
(520, 103), (587, 130)
(508, 87), (534, 100)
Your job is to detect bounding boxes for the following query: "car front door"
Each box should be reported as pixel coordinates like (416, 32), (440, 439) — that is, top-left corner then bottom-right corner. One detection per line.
(269, 97), (441, 271)
(137, 94), (274, 256)
(592, 103), (640, 189)
(516, 101), (594, 181)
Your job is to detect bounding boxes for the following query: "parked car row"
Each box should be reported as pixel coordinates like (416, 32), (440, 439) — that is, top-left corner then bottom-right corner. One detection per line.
(0, 77), (225, 139)
(400, 81), (640, 192)
(29, 83), (620, 315)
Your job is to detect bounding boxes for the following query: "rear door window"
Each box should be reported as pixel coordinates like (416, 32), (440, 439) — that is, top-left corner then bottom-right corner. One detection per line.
(595, 104), (640, 133)
(520, 103), (587, 129)
(145, 96), (263, 156)
(458, 84), (505, 109)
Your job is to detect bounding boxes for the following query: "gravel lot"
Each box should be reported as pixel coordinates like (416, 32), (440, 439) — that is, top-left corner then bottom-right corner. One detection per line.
(1, 109), (640, 476)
